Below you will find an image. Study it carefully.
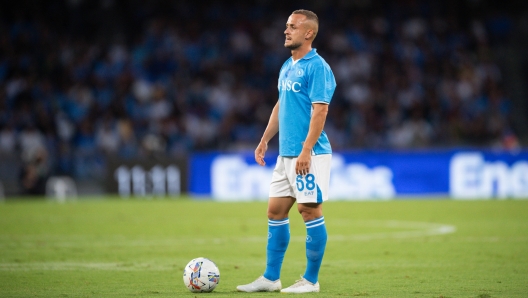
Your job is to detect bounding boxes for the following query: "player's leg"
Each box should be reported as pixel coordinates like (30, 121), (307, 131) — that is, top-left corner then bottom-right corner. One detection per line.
(299, 202), (326, 284)
(236, 197), (295, 292)
(281, 154), (331, 293)
(237, 157), (295, 292)
(263, 196), (295, 281)
(280, 202), (326, 293)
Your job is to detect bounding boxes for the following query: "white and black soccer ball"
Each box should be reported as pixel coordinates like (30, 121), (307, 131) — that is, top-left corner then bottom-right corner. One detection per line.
(182, 257), (220, 293)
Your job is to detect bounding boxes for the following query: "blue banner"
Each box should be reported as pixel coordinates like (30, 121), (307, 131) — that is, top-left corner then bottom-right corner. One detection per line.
(189, 150), (528, 200)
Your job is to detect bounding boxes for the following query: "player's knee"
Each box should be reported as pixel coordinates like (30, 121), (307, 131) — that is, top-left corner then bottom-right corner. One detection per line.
(267, 207), (288, 220)
(267, 197), (295, 219)
(298, 210), (313, 222)
(297, 203), (322, 221)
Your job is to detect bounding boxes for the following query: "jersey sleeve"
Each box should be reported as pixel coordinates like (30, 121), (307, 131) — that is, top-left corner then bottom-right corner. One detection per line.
(307, 61), (336, 104)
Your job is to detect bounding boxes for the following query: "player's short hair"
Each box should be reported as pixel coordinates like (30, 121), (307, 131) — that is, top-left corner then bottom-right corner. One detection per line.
(292, 9), (319, 38)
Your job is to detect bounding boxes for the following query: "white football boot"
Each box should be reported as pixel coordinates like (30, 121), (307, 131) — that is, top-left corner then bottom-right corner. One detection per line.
(281, 276), (320, 293)
(236, 276), (282, 292)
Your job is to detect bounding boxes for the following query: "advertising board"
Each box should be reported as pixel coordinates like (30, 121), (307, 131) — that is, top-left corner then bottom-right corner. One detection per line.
(189, 150), (528, 200)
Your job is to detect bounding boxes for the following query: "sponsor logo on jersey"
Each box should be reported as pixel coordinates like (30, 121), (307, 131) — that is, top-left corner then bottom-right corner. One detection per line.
(279, 79), (301, 92)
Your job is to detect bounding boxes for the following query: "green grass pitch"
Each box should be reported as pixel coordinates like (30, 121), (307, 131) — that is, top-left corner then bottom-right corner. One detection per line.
(1, 197), (527, 297)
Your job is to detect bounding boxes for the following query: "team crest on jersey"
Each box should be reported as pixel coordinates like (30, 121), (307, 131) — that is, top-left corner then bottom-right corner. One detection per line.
(295, 69), (304, 77)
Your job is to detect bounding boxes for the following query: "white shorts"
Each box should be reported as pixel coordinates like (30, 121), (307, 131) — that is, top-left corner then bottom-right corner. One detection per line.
(269, 154), (332, 203)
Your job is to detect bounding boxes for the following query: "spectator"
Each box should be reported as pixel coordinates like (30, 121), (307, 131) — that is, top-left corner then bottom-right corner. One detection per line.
(0, 124), (16, 153)
(19, 146), (49, 195)
(0, 0), (522, 180)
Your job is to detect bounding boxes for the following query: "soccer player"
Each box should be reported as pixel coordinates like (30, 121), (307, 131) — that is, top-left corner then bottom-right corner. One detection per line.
(236, 9), (336, 294)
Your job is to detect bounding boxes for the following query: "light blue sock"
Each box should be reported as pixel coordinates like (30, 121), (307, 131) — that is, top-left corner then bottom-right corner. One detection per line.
(303, 216), (327, 284)
(263, 218), (290, 281)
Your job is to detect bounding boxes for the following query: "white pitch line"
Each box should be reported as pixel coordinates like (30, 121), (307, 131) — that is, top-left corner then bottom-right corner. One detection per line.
(0, 262), (174, 272)
(250, 220), (456, 242)
(0, 221), (456, 247)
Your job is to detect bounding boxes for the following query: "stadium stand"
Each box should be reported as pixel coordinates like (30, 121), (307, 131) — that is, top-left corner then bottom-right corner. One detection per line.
(0, 0), (526, 190)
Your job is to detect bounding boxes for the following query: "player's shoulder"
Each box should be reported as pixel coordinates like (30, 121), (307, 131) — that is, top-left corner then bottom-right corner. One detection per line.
(305, 54), (333, 75)
(313, 55), (331, 69)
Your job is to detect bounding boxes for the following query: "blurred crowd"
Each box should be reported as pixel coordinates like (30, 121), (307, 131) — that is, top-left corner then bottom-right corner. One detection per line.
(0, 0), (523, 185)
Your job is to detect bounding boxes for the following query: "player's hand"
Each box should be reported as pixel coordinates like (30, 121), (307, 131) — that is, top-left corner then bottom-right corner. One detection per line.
(255, 141), (268, 166)
(296, 149), (311, 175)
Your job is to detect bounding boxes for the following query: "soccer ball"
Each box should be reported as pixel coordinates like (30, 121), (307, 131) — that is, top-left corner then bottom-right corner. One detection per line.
(182, 257), (220, 293)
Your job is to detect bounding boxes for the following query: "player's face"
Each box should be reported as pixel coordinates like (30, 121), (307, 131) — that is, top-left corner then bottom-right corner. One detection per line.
(284, 14), (308, 50)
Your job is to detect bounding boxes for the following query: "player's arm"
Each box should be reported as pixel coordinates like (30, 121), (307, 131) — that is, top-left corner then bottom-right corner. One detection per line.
(255, 101), (280, 166)
(296, 103), (328, 175)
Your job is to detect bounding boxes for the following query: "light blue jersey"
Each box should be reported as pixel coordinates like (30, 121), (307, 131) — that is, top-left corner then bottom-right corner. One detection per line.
(277, 48), (336, 157)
